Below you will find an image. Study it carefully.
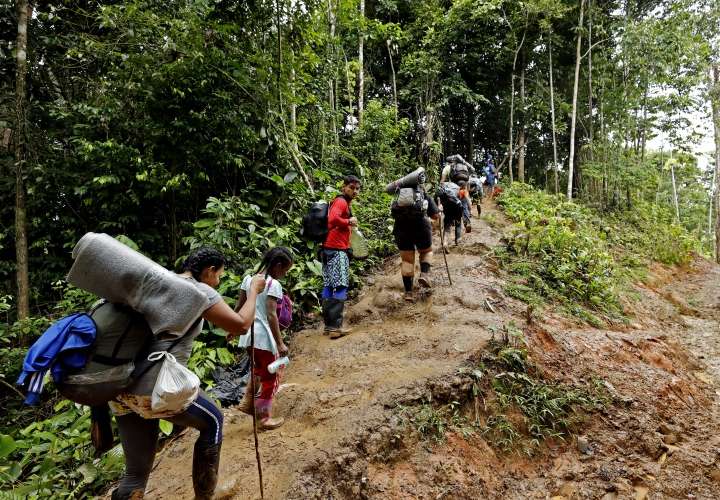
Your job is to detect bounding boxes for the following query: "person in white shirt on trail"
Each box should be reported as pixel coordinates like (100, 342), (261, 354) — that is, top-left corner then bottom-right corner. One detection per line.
(235, 246), (294, 430)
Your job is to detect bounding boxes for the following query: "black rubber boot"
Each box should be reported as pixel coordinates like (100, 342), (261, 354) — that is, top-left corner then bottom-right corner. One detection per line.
(455, 223), (462, 245)
(192, 441), (222, 500)
(325, 299), (351, 338)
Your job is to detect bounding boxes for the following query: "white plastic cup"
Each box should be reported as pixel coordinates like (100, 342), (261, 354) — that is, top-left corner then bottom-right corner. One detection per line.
(268, 356), (290, 374)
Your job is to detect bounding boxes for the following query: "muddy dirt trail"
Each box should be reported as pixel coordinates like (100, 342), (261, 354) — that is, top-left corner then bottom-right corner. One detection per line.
(141, 202), (720, 499)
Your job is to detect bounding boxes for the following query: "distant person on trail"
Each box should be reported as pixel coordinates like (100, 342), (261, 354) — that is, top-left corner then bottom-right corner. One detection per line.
(109, 247), (265, 500)
(483, 157), (497, 199)
(467, 176), (483, 216)
(436, 181), (464, 252)
(321, 175), (361, 338)
(235, 246), (294, 430)
(441, 154), (475, 231)
(387, 168), (440, 302)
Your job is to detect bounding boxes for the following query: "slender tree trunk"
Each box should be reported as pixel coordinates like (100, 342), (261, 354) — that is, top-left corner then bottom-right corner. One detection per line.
(711, 65), (720, 263)
(343, 54), (354, 122)
(387, 39), (398, 118)
(587, 0), (594, 162)
(567, 0), (585, 200)
(709, 165), (715, 239)
(15, 0), (31, 320)
(670, 152), (680, 222)
(508, 72), (516, 183)
(327, 0), (338, 145)
(357, 0), (365, 125)
(518, 57), (526, 183)
(548, 28), (559, 195)
(466, 107), (474, 164)
(507, 19), (527, 183)
(290, 65), (297, 136)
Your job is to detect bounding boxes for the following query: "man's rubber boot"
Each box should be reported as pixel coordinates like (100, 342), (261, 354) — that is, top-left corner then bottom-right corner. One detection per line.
(111, 489), (144, 500)
(256, 398), (284, 430)
(322, 299), (334, 336)
(455, 224), (462, 245)
(192, 441), (222, 500)
(325, 299), (351, 339)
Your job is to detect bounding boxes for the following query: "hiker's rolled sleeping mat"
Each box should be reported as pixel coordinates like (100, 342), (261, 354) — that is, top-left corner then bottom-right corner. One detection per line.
(67, 232), (209, 335)
(385, 167), (426, 193)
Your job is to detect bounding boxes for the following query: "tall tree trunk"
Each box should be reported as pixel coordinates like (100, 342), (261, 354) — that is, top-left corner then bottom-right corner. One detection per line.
(587, 0), (594, 162)
(548, 28), (560, 195)
(387, 39), (398, 118)
(357, 0), (365, 126)
(518, 56), (526, 183)
(466, 107), (474, 164)
(327, 0), (338, 145)
(670, 152), (680, 222)
(508, 72), (516, 183)
(567, 0), (585, 200)
(14, 0), (31, 320)
(506, 19), (527, 183)
(711, 65), (720, 263)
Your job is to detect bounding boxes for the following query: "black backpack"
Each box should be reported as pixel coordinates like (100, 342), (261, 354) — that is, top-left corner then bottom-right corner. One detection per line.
(301, 197), (348, 243)
(450, 163), (470, 182)
(437, 183), (462, 208)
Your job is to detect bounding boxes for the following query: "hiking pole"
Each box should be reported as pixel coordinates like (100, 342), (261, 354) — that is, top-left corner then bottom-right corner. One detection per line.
(250, 322), (265, 499)
(438, 212), (453, 286)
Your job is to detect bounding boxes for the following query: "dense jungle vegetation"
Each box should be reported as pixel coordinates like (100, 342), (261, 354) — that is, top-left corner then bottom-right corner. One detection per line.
(1, 0), (719, 496)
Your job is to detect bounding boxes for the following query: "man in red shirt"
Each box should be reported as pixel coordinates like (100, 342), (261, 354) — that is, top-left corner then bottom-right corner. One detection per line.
(321, 175), (361, 338)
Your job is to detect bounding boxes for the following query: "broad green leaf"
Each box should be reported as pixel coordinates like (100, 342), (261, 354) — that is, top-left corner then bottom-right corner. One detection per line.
(159, 420), (173, 436)
(0, 435), (17, 459)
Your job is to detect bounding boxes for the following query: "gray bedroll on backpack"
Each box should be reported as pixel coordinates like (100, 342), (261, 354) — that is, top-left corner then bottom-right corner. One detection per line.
(58, 232), (210, 406)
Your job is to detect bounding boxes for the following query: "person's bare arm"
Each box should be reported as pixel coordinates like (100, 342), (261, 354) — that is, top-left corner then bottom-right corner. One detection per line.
(235, 290), (247, 312)
(204, 275), (265, 339)
(266, 296), (288, 355)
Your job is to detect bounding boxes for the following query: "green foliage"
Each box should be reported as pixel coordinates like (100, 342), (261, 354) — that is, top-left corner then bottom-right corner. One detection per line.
(497, 183), (699, 324)
(0, 402), (124, 498)
(479, 325), (608, 452)
(497, 184), (622, 322)
(397, 400), (468, 443)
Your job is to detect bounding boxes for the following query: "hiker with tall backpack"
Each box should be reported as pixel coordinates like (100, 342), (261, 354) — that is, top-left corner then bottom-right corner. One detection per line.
(106, 246), (266, 500)
(436, 181), (465, 252)
(318, 175), (361, 338)
(441, 154), (476, 232)
(234, 246), (294, 430)
(18, 235), (266, 500)
(386, 167), (440, 302)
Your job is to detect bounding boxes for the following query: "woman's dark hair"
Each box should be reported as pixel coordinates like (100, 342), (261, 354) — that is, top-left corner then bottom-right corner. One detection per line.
(182, 247), (227, 280)
(256, 246), (294, 275)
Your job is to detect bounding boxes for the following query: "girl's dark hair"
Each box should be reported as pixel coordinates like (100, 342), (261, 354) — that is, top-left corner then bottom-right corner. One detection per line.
(256, 246), (294, 275)
(182, 247), (227, 280)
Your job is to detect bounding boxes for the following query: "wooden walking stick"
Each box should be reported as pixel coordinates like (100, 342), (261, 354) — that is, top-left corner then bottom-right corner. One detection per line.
(439, 212), (453, 286)
(250, 322), (265, 499)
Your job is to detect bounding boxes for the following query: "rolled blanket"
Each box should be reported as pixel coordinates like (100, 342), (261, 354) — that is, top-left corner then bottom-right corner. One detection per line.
(67, 233), (209, 335)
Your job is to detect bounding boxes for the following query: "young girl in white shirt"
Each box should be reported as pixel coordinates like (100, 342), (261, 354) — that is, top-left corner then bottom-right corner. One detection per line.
(235, 246), (293, 430)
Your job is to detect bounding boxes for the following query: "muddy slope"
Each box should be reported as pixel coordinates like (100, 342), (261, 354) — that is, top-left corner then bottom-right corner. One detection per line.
(141, 204), (720, 500)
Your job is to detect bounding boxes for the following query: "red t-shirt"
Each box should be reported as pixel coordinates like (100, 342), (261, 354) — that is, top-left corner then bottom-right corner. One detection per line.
(324, 196), (352, 250)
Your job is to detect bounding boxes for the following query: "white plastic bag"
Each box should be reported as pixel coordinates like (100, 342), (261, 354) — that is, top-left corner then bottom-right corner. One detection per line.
(148, 351), (200, 413)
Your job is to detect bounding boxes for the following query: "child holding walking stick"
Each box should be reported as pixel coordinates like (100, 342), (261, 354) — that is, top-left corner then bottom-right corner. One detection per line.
(235, 247), (294, 430)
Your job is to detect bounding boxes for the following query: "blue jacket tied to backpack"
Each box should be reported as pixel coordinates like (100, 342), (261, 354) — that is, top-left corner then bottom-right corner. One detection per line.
(16, 313), (97, 405)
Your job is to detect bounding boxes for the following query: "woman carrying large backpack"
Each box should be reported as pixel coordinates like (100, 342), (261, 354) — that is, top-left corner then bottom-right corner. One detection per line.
(109, 247), (265, 500)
